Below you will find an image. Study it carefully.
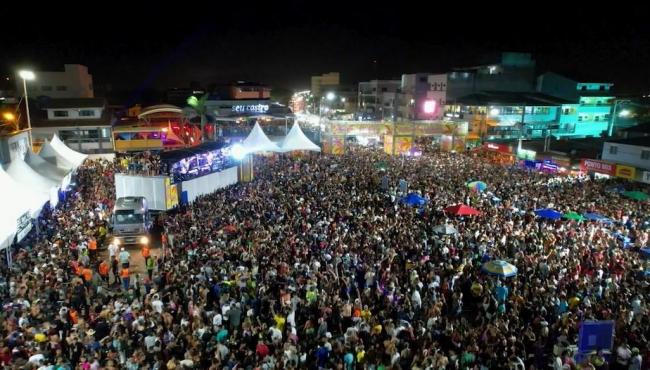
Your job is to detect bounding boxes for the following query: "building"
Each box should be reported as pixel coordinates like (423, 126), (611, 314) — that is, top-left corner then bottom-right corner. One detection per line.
(30, 98), (113, 153)
(18, 64), (94, 99)
(398, 73), (438, 120)
(537, 73), (616, 138)
(446, 52), (537, 101)
(426, 74), (448, 120)
(445, 91), (570, 141)
(0, 131), (30, 165)
(311, 72), (339, 98)
(601, 137), (650, 182)
(357, 80), (401, 120)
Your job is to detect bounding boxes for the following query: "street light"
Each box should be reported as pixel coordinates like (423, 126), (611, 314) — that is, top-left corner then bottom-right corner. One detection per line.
(618, 109), (631, 117)
(18, 70), (35, 149)
(326, 92), (335, 101)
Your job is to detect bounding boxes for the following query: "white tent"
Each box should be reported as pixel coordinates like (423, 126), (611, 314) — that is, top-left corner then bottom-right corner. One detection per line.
(240, 123), (281, 154)
(7, 157), (60, 208)
(25, 150), (71, 187)
(0, 166), (45, 218)
(39, 139), (75, 171)
(50, 134), (88, 167)
(279, 122), (321, 152)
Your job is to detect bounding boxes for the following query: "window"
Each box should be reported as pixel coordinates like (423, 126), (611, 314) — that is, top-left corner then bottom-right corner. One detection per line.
(599, 85), (605, 91)
(381, 87), (387, 92)
(41, 85), (52, 91)
(642, 150), (650, 160)
(419, 77), (427, 82)
(581, 86), (587, 91)
(53, 110), (69, 117)
(595, 116), (600, 121)
(79, 110), (95, 117)
(56, 85), (67, 91)
(609, 145), (618, 155)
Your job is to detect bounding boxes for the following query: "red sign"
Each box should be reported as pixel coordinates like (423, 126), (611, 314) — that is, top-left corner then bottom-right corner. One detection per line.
(580, 159), (616, 176)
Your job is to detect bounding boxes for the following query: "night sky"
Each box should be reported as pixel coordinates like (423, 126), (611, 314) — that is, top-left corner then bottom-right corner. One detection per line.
(2, 3), (649, 104)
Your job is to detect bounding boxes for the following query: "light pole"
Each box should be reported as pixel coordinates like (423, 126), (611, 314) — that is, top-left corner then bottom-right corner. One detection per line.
(19, 70), (35, 149)
(608, 99), (630, 137)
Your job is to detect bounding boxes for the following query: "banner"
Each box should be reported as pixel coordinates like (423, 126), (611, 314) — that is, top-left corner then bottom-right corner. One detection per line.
(615, 165), (636, 180)
(332, 137), (345, 155)
(578, 321), (615, 353)
(165, 178), (179, 210)
(580, 159), (616, 176)
(384, 135), (394, 155)
(395, 137), (413, 155)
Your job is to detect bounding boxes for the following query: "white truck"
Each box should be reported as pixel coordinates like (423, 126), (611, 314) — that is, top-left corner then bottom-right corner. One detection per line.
(110, 196), (151, 246)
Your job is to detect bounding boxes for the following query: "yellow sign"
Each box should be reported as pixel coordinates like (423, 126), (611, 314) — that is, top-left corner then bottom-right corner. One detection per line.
(332, 137), (345, 155)
(383, 134), (394, 155)
(615, 165), (636, 180)
(395, 137), (413, 155)
(165, 178), (179, 209)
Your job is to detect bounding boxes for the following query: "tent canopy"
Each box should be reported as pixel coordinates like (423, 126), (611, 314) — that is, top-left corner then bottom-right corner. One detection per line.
(39, 139), (75, 171)
(0, 166), (46, 218)
(279, 122), (321, 152)
(25, 150), (70, 186)
(50, 134), (88, 167)
(240, 123), (281, 154)
(7, 157), (60, 208)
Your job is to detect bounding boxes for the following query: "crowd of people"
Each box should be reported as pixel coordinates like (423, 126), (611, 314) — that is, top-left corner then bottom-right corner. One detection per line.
(1, 146), (649, 370)
(116, 152), (165, 176)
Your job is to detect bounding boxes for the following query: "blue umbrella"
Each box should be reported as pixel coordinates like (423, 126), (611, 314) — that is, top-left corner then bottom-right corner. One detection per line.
(401, 193), (427, 207)
(583, 212), (613, 224)
(534, 208), (562, 220)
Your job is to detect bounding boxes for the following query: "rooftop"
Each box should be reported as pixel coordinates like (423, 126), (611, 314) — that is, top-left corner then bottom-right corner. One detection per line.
(605, 137), (650, 147)
(40, 98), (106, 109)
(455, 91), (573, 106)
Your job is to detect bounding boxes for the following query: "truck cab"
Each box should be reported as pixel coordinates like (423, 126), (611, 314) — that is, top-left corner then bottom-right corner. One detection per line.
(111, 196), (151, 245)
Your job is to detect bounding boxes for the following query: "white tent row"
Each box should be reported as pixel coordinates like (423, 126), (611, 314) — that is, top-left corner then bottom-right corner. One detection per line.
(279, 122), (321, 152)
(0, 167), (48, 249)
(6, 157), (60, 208)
(38, 134), (88, 171)
(239, 122), (320, 155)
(50, 134), (88, 167)
(25, 151), (72, 189)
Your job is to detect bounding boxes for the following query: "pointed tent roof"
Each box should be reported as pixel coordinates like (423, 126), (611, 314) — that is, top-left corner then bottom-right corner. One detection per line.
(39, 139), (75, 171)
(280, 122), (321, 152)
(7, 157), (60, 208)
(50, 134), (88, 167)
(25, 150), (70, 184)
(241, 122), (281, 154)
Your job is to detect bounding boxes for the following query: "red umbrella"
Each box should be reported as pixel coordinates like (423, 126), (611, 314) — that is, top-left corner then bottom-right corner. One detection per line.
(444, 204), (481, 216)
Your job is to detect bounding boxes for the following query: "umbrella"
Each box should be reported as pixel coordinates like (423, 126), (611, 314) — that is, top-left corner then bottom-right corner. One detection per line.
(583, 212), (613, 224)
(374, 162), (388, 171)
(401, 193), (427, 207)
(444, 204), (481, 216)
(563, 211), (586, 222)
(622, 191), (649, 201)
(534, 208), (562, 220)
(467, 181), (488, 192)
(432, 224), (458, 235)
(481, 260), (518, 278)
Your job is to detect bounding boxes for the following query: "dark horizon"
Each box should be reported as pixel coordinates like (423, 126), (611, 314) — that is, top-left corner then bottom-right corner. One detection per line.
(2, 4), (649, 104)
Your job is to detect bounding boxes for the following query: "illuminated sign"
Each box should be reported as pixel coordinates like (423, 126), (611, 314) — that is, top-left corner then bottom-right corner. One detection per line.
(16, 212), (32, 242)
(615, 165), (636, 180)
(487, 144), (499, 150)
(232, 104), (269, 113)
(423, 100), (436, 114)
(580, 159), (616, 176)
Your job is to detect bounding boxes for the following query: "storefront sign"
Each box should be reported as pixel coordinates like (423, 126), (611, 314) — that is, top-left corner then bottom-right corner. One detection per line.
(615, 165), (636, 180)
(641, 171), (650, 184)
(232, 104), (269, 113)
(580, 159), (616, 176)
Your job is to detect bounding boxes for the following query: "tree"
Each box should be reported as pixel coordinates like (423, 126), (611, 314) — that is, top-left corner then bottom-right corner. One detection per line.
(187, 94), (209, 142)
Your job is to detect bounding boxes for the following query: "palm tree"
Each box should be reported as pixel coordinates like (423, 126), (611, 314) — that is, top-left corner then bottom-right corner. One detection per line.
(187, 94), (209, 142)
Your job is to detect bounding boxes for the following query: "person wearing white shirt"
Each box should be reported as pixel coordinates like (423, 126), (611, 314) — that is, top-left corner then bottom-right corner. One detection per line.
(213, 313), (223, 329)
(151, 295), (163, 314)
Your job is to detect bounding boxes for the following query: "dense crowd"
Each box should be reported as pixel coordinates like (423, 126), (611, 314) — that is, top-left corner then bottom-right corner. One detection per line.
(116, 152), (164, 176)
(1, 147), (649, 370)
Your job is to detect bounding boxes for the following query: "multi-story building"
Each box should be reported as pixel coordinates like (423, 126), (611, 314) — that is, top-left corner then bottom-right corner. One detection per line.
(310, 72), (339, 98)
(30, 98), (113, 153)
(17, 64), (94, 99)
(601, 137), (650, 182)
(445, 91), (569, 141)
(398, 73), (437, 120)
(537, 73), (615, 138)
(446, 52), (537, 101)
(357, 80), (401, 120)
